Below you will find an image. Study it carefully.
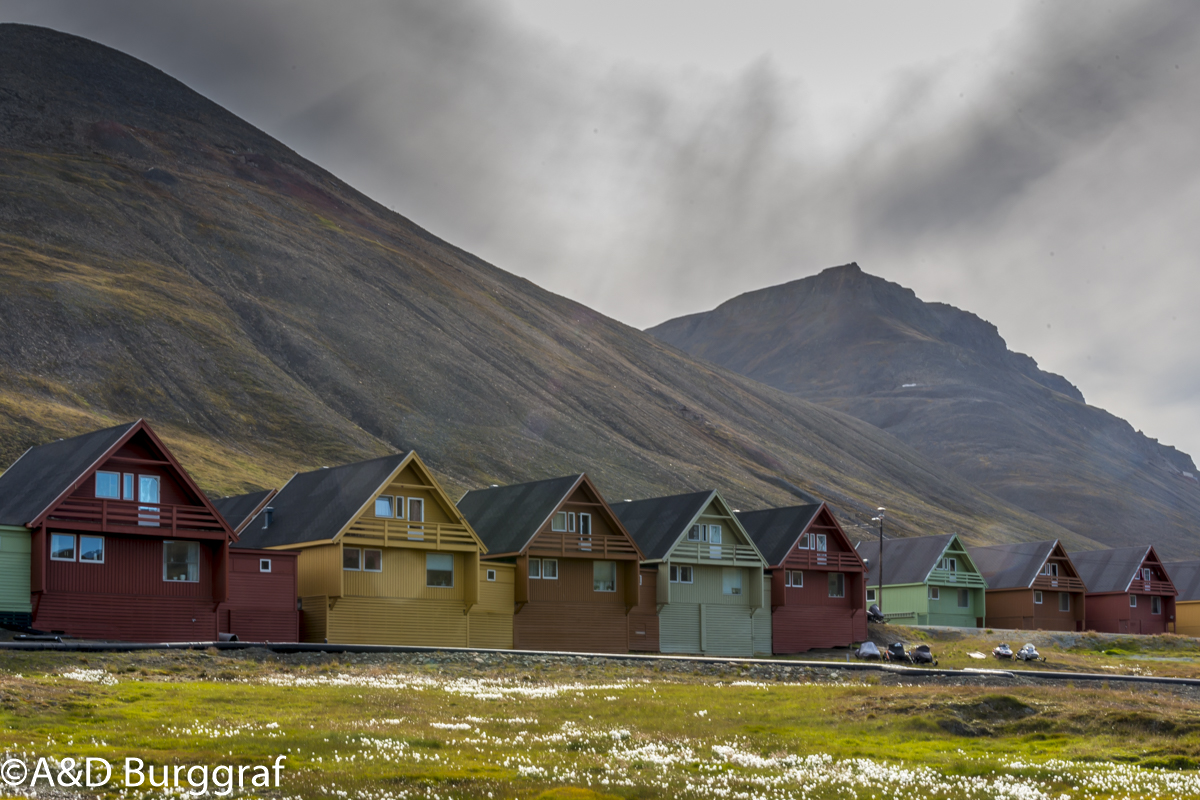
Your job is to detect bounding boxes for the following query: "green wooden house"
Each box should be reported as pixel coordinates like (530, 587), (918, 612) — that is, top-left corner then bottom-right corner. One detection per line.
(612, 490), (771, 656)
(0, 524), (31, 626)
(856, 533), (986, 627)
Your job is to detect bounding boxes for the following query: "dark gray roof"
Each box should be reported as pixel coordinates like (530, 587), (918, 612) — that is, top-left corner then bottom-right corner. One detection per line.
(234, 454), (409, 549)
(1069, 546), (1151, 594)
(610, 491), (714, 561)
(214, 490), (274, 533)
(857, 533), (957, 586)
(969, 541), (1056, 590)
(0, 422), (136, 526)
(1164, 561), (1200, 602)
(735, 504), (823, 567)
(457, 475), (582, 556)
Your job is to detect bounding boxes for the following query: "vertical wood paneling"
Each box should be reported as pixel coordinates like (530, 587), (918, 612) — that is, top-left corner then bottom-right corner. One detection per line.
(328, 597), (468, 646)
(477, 563), (515, 614)
(0, 527), (31, 613)
(704, 605), (753, 656)
(753, 577), (771, 654)
(35, 592), (217, 641)
(46, 533), (214, 599)
(1176, 601), (1200, 636)
(513, 601), (628, 653)
(659, 603), (701, 653)
(297, 545), (342, 598)
(628, 569), (660, 652)
(299, 595), (328, 642)
(527, 558), (626, 605)
(342, 548), (467, 601)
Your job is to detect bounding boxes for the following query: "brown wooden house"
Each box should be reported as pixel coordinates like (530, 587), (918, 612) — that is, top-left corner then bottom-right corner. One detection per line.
(457, 474), (643, 653)
(736, 503), (868, 652)
(969, 540), (1086, 631)
(0, 420), (297, 642)
(1070, 546), (1177, 634)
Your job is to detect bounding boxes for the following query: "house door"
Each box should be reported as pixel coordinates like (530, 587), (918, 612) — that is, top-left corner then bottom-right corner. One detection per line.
(138, 475), (160, 526)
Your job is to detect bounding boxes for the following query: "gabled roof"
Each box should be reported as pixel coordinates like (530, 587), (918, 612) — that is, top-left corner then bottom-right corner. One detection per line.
(969, 540), (1057, 590)
(736, 503), (833, 567)
(1164, 560), (1200, 602)
(1070, 546), (1158, 594)
(214, 489), (276, 535)
(235, 454), (413, 549)
(610, 490), (715, 561)
(457, 475), (583, 556)
(856, 533), (960, 586)
(0, 422), (137, 526)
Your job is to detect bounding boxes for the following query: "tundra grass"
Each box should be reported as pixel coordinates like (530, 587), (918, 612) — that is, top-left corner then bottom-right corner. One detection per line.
(1, 651), (1200, 798)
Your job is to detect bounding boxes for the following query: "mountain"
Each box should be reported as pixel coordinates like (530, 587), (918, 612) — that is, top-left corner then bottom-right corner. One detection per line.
(649, 263), (1200, 557)
(0, 24), (1097, 549)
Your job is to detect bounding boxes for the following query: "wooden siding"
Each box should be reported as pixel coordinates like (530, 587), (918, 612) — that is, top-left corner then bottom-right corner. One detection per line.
(659, 603), (701, 653)
(45, 532), (216, 599)
(526, 484), (640, 562)
(35, 592), (218, 641)
(326, 597), (469, 646)
(1086, 592), (1175, 634)
(1176, 601), (1200, 637)
(220, 550), (299, 642)
(927, 585), (985, 627)
(526, 557), (629, 606)
(299, 595), (328, 642)
(477, 562), (515, 615)
(769, 568), (866, 652)
(985, 587), (1085, 631)
(752, 576), (772, 654)
(628, 569), (660, 652)
(296, 545), (344, 598)
(513, 601), (629, 653)
(342, 462), (479, 552)
(342, 548), (470, 601)
(654, 562), (762, 656)
(0, 526), (31, 613)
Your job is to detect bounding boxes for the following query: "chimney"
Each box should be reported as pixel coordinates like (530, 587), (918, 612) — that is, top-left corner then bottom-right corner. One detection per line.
(263, 507), (275, 529)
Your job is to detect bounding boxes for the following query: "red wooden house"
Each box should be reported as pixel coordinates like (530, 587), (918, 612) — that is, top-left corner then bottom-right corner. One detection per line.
(0, 420), (297, 642)
(736, 503), (868, 652)
(1070, 546), (1177, 634)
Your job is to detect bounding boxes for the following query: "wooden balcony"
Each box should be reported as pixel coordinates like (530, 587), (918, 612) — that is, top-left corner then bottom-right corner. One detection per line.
(1032, 574), (1086, 592)
(668, 541), (762, 566)
(46, 498), (227, 538)
(927, 568), (987, 588)
(342, 518), (479, 551)
(1129, 579), (1176, 596)
(783, 550), (863, 571)
(527, 532), (640, 560)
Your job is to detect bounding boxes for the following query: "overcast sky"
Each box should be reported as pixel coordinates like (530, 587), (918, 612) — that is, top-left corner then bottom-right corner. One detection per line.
(3, 1), (1199, 458)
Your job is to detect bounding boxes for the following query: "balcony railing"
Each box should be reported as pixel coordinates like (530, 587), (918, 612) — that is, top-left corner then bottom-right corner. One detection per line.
(927, 568), (987, 588)
(343, 518), (479, 551)
(47, 498), (226, 536)
(668, 541), (761, 566)
(527, 531), (640, 560)
(1132, 579), (1176, 595)
(1032, 574), (1086, 591)
(785, 550), (863, 571)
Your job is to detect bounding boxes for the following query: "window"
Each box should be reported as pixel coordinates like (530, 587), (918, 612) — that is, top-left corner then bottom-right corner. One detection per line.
(1059, 592), (1070, 612)
(786, 570), (803, 588)
(163, 541), (199, 582)
(866, 588), (876, 602)
(426, 553), (454, 587)
(486, 569), (497, 582)
(797, 533), (809, 550)
(578, 513), (592, 551)
(552, 512), (568, 532)
(722, 567), (743, 595)
(669, 564), (693, 583)
(375, 496), (394, 518)
(138, 475), (160, 527)
(814, 534), (827, 552)
(688, 525), (705, 542)
(594, 560), (616, 592)
(364, 549), (383, 572)
(50, 534), (76, 561)
(709, 525), (723, 558)
(928, 586), (940, 601)
(828, 572), (845, 598)
(123, 472), (135, 500)
(1130, 595), (1138, 608)
(260, 559), (272, 573)
(1034, 590), (1043, 605)
(343, 547), (361, 571)
(542, 558), (558, 579)
(529, 558), (542, 579)
(567, 512), (576, 532)
(95, 471), (120, 499)
(957, 588), (969, 608)
(408, 498), (424, 523)
(1152, 596), (1162, 615)
(79, 535), (104, 563)
(939, 557), (957, 572)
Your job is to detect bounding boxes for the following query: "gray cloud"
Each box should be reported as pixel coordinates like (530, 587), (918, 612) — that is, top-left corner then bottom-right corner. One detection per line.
(2, 0), (1198, 456)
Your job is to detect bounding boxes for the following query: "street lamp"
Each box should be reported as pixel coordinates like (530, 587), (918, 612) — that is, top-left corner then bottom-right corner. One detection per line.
(870, 508), (885, 614)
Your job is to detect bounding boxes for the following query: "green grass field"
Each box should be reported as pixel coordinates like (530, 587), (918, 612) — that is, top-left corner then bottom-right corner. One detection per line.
(2, 646), (1200, 799)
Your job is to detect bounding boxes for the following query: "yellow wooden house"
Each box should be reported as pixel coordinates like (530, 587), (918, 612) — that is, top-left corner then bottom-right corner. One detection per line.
(222, 452), (512, 647)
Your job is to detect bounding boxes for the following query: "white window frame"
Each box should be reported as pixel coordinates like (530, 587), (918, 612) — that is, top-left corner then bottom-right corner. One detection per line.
(1130, 594), (1138, 608)
(797, 533), (809, 550)
(343, 547), (362, 571)
(407, 497), (424, 523)
(486, 568), (497, 582)
(866, 587), (875, 602)
(123, 472), (135, 500)
(688, 524), (706, 542)
(529, 558), (542, 579)
(1034, 590), (1043, 604)
(1059, 592), (1070, 612)
(593, 560), (617, 592)
(722, 567), (743, 596)
(50, 533), (77, 562)
(163, 540), (200, 583)
(95, 471), (121, 499)
(552, 512), (568, 532)
(957, 588), (969, 608)
(1152, 595), (1162, 615)
(542, 558), (558, 580)
(786, 569), (803, 588)
(669, 564), (694, 584)
(79, 535), (105, 564)
(426, 553), (454, 588)
(940, 557), (957, 572)
(260, 559), (272, 573)
(814, 534), (827, 552)
(828, 572), (845, 598)
(578, 513), (592, 551)
(363, 548), (383, 573)
(928, 586), (940, 601)
(374, 495), (394, 518)
(138, 474), (161, 527)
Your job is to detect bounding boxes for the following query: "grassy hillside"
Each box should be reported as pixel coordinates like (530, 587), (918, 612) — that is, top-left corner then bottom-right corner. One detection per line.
(0, 24), (1094, 547)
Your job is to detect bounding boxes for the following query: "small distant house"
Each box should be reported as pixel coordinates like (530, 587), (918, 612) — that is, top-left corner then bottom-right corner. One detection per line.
(1162, 561), (1200, 636)
(614, 491), (770, 656)
(968, 540), (1087, 631)
(231, 452), (512, 647)
(856, 533), (986, 627)
(0, 420), (295, 641)
(736, 503), (867, 653)
(1071, 546), (1176, 634)
(458, 475), (642, 653)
